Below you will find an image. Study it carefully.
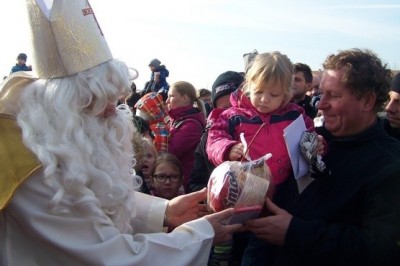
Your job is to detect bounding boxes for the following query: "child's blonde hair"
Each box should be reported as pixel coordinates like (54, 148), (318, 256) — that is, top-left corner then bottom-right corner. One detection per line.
(245, 51), (293, 96)
(143, 137), (158, 158)
(133, 136), (158, 171)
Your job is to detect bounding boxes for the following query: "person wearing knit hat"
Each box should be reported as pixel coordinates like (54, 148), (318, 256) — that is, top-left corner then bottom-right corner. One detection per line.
(10, 52), (32, 74)
(189, 70), (244, 194)
(142, 58), (170, 100)
(384, 72), (400, 139)
(149, 58), (161, 68)
(211, 71), (245, 108)
(189, 70), (245, 265)
(390, 72), (400, 94)
(190, 70), (244, 193)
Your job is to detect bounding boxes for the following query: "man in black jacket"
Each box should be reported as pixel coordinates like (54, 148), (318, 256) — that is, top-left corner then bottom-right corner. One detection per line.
(242, 49), (400, 266)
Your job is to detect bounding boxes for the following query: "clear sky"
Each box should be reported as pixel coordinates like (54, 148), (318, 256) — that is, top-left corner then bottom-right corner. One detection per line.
(1, 0), (399, 91)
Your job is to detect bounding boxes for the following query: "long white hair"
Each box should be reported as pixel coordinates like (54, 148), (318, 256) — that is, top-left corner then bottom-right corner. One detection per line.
(17, 59), (140, 233)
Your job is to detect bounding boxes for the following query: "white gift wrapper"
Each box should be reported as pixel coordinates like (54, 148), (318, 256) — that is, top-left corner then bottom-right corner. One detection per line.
(207, 154), (272, 224)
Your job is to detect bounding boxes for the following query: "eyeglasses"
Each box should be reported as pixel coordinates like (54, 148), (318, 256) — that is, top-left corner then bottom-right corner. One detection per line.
(153, 174), (181, 183)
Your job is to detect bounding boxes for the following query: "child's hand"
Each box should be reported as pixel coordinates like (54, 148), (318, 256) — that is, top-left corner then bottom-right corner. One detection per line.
(228, 143), (244, 161)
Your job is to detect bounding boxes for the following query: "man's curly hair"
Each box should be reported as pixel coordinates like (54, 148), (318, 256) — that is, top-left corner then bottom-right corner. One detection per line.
(323, 48), (392, 112)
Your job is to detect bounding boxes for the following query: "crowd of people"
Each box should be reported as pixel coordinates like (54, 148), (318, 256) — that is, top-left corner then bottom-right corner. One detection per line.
(1, 0), (400, 265)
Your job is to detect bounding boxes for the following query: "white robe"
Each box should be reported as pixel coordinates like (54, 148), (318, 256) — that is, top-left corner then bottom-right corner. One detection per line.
(0, 171), (214, 266)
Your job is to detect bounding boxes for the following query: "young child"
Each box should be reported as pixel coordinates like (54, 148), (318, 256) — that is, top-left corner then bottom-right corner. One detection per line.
(10, 52), (32, 74)
(134, 137), (158, 194)
(206, 51), (325, 195)
(150, 152), (184, 200)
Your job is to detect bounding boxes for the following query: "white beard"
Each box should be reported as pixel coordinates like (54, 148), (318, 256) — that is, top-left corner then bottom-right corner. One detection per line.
(16, 60), (140, 233)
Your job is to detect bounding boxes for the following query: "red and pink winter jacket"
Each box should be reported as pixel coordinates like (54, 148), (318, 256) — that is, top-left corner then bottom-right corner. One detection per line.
(206, 89), (315, 185)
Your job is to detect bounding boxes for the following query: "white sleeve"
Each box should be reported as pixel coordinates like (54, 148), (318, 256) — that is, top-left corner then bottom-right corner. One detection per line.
(133, 191), (167, 233)
(1, 171), (214, 266)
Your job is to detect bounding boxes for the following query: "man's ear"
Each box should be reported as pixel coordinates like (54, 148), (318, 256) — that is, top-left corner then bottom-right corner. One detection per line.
(362, 91), (377, 112)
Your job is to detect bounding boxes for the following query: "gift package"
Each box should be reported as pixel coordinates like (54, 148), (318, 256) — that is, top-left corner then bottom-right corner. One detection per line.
(207, 154), (272, 224)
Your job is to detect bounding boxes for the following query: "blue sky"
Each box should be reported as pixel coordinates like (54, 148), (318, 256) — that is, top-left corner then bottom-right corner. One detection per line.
(1, 0), (399, 91)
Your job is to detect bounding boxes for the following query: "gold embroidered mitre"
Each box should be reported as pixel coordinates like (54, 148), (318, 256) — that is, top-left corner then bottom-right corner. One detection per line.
(27, 0), (113, 78)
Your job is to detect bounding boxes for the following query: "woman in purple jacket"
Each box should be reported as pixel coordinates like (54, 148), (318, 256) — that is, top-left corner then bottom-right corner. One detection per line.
(166, 81), (206, 193)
